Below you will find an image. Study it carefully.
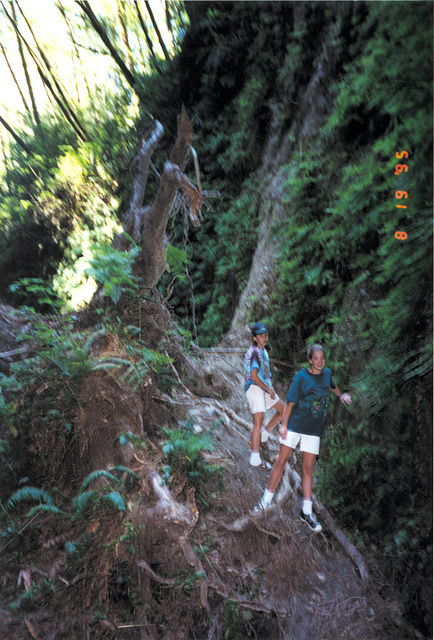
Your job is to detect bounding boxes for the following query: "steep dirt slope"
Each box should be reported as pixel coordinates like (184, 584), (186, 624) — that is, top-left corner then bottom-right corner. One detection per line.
(178, 347), (410, 639)
(0, 307), (417, 639)
(222, 35), (338, 345)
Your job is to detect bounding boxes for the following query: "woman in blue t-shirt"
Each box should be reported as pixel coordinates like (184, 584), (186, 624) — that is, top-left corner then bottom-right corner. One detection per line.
(244, 322), (285, 469)
(254, 343), (351, 532)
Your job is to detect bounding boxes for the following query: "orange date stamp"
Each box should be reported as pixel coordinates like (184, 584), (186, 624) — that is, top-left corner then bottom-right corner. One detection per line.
(394, 150), (408, 240)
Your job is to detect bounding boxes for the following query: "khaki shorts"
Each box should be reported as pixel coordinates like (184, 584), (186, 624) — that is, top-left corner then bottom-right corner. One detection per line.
(246, 384), (280, 414)
(279, 431), (320, 455)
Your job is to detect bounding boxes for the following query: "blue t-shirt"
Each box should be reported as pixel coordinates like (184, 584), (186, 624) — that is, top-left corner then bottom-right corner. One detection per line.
(286, 368), (336, 437)
(244, 345), (272, 392)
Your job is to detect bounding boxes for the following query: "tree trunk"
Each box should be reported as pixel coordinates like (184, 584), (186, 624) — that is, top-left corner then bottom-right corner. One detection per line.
(114, 108), (205, 289)
(134, 0), (157, 63)
(117, 1), (135, 74)
(57, 1), (93, 106)
(7, 1), (40, 126)
(76, 1), (140, 96)
(14, 2), (88, 141)
(145, 1), (170, 61)
(0, 42), (30, 119)
(0, 113), (32, 154)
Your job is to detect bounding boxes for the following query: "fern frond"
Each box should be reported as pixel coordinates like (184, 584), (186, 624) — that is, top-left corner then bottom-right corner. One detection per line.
(42, 354), (70, 377)
(26, 504), (64, 518)
(92, 363), (118, 371)
(7, 487), (53, 510)
(72, 490), (98, 518)
(102, 491), (126, 512)
(83, 328), (107, 356)
(9, 584), (41, 612)
(109, 465), (139, 482)
(117, 432), (146, 451)
(97, 357), (132, 367)
(81, 470), (120, 491)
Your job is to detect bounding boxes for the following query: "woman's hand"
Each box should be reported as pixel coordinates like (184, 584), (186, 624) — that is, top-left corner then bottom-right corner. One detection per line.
(278, 423), (288, 439)
(339, 392), (352, 406)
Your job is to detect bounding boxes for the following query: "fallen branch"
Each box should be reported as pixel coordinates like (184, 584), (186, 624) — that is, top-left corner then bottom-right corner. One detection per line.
(286, 466), (370, 587)
(0, 346), (35, 362)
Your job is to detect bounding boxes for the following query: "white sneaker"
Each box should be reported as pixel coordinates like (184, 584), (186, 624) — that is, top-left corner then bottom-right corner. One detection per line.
(252, 498), (272, 514)
(250, 460), (272, 470)
(260, 428), (270, 443)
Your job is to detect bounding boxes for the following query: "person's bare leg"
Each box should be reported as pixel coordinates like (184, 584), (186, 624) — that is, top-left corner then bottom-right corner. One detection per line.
(267, 445), (293, 493)
(251, 411), (264, 454)
(300, 451), (322, 531)
(264, 399), (285, 434)
(301, 452), (316, 500)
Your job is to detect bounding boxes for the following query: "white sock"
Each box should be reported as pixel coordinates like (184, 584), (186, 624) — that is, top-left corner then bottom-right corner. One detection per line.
(302, 499), (313, 515)
(262, 489), (274, 505)
(261, 428), (270, 443)
(250, 452), (262, 466)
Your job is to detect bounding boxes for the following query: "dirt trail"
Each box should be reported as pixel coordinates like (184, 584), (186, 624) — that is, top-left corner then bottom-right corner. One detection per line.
(170, 347), (400, 640)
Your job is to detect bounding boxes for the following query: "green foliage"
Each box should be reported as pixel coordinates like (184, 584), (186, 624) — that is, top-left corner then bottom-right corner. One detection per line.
(95, 341), (173, 392)
(118, 431), (147, 452)
(9, 278), (63, 313)
(222, 599), (253, 640)
(6, 486), (63, 520)
(1, 125), (122, 311)
(9, 579), (57, 612)
(6, 486), (55, 510)
(72, 465), (139, 520)
(146, 3), (327, 344)
(260, 3), (432, 629)
(166, 244), (189, 283)
(84, 242), (140, 305)
(162, 417), (218, 499)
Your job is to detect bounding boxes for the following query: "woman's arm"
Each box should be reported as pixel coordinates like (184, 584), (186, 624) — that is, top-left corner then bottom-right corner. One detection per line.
(251, 369), (276, 399)
(278, 402), (294, 438)
(332, 386), (352, 406)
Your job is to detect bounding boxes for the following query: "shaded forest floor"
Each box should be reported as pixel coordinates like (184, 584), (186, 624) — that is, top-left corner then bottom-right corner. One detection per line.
(0, 305), (425, 639)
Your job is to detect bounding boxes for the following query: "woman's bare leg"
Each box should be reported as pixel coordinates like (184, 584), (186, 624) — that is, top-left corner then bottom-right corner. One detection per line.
(267, 444), (293, 493)
(264, 399), (285, 434)
(301, 451), (317, 500)
(251, 411), (264, 453)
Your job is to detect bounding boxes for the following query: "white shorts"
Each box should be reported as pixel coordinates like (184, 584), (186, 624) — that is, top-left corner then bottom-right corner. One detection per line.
(279, 431), (320, 455)
(246, 384), (280, 414)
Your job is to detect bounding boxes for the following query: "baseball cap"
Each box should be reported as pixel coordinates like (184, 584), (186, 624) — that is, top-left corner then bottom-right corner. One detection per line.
(251, 322), (268, 336)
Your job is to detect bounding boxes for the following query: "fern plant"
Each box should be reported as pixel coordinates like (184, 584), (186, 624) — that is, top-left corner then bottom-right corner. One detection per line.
(72, 465), (139, 521)
(9, 579), (58, 612)
(162, 418), (220, 501)
(84, 242), (140, 305)
(6, 487), (61, 515)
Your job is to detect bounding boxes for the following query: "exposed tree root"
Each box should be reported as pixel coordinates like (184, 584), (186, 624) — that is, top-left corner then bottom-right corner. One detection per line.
(285, 467), (370, 588)
(136, 558), (174, 586)
(137, 550), (287, 618)
(208, 578), (288, 617)
(206, 452), (370, 589)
